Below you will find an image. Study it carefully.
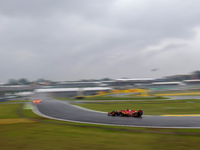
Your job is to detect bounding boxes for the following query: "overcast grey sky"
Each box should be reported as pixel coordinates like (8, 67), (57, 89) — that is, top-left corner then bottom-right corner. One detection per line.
(1, 0), (200, 82)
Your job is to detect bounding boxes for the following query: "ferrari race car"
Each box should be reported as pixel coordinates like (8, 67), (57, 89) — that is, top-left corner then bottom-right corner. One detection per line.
(108, 109), (143, 117)
(32, 100), (41, 104)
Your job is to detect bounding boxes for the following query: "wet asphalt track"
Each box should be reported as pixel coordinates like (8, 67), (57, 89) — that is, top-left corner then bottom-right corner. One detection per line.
(32, 97), (200, 128)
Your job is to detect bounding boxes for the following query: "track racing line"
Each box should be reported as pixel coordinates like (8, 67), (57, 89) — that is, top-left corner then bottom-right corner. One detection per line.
(32, 97), (200, 129)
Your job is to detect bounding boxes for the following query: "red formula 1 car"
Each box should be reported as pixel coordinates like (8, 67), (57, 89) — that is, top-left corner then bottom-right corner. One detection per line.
(108, 109), (143, 117)
(32, 100), (41, 104)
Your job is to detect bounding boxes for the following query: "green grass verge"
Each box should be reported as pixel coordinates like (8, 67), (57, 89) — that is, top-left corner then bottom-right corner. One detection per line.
(149, 89), (200, 95)
(0, 104), (21, 119)
(0, 100), (29, 103)
(73, 99), (200, 115)
(1, 104), (200, 149)
(55, 95), (168, 101)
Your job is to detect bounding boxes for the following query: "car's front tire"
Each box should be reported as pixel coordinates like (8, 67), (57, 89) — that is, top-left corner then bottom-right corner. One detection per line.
(111, 111), (116, 116)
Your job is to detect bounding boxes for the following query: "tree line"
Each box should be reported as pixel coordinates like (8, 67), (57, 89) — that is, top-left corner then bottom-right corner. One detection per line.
(7, 78), (52, 85)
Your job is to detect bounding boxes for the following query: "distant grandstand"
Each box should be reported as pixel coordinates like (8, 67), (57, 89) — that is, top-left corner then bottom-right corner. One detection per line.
(145, 82), (184, 90)
(183, 79), (200, 85)
(102, 78), (156, 88)
(56, 81), (101, 88)
(35, 87), (112, 98)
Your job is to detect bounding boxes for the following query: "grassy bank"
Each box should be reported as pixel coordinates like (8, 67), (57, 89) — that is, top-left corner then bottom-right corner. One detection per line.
(0, 104), (21, 119)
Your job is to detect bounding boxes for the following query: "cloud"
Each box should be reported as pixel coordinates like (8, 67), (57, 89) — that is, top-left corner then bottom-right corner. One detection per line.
(1, 0), (200, 82)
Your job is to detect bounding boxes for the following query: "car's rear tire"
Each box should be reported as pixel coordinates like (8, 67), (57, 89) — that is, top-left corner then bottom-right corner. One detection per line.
(134, 112), (138, 117)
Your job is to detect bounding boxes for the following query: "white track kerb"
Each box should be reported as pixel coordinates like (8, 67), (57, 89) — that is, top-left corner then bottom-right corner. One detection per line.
(30, 101), (200, 129)
(69, 103), (107, 114)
